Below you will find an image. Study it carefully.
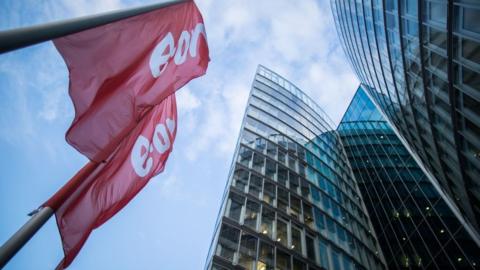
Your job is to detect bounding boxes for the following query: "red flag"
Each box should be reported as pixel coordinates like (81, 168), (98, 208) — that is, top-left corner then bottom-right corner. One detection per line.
(45, 95), (177, 269)
(54, 0), (209, 162)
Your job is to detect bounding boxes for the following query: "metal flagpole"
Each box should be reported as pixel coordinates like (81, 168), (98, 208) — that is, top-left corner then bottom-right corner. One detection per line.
(0, 161), (99, 268)
(0, 0), (186, 54)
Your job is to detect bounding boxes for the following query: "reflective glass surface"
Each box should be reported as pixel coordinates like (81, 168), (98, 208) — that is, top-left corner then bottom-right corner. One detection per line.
(338, 86), (480, 269)
(206, 66), (386, 270)
(331, 0), (480, 234)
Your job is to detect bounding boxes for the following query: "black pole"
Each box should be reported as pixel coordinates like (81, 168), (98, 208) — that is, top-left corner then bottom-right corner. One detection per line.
(0, 0), (186, 54)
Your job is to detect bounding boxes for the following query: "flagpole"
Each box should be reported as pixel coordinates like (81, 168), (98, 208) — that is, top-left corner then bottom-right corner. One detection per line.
(0, 0), (186, 54)
(0, 161), (99, 268)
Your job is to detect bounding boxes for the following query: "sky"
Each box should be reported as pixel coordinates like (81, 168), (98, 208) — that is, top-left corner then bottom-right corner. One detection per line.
(0, 0), (358, 269)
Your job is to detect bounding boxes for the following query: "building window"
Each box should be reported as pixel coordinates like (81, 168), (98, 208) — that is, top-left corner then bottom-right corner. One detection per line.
(238, 233), (257, 270)
(293, 257), (306, 270)
(260, 208), (275, 239)
(306, 234), (316, 261)
(290, 195), (302, 220)
(244, 200), (260, 230)
(252, 153), (265, 173)
(461, 38), (480, 65)
(249, 174), (263, 199)
(314, 208), (326, 231)
(228, 193), (244, 222)
(258, 241), (274, 270)
(265, 158), (277, 180)
(331, 249), (342, 269)
(239, 147), (253, 167)
(277, 187), (289, 213)
(276, 218), (289, 247)
(463, 66), (480, 91)
(318, 239), (330, 269)
(276, 249), (291, 270)
(429, 27), (447, 50)
(263, 181), (276, 205)
(463, 7), (480, 35)
(216, 224), (240, 262)
(405, 0), (417, 16)
(291, 225), (303, 254)
(278, 165), (288, 186)
(428, 2), (447, 25)
(233, 167), (249, 192)
(303, 202), (314, 228)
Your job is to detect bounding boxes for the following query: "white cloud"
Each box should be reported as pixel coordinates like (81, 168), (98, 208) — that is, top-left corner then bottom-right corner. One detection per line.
(176, 0), (358, 163)
(177, 87), (201, 114)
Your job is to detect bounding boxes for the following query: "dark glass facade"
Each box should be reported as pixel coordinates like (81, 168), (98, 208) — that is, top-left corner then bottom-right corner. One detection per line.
(330, 0), (480, 234)
(205, 66), (386, 270)
(338, 86), (480, 269)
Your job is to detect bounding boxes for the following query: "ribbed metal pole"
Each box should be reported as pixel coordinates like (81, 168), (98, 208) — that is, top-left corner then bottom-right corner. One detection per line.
(0, 207), (54, 268)
(0, 0), (186, 54)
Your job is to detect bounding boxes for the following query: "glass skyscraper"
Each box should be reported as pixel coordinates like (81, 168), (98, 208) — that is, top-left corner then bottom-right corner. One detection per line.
(330, 0), (480, 235)
(205, 66), (386, 270)
(338, 86), (480, 269)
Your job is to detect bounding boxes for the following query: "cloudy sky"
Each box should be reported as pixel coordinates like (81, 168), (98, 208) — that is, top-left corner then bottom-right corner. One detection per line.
(0, 0), (358, 269)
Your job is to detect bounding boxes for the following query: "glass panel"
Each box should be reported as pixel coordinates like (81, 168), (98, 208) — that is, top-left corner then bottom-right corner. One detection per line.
(289, 172), (299, 193)
(239, 146), (253, 167)
(258, 241), (274, 270)
(462, 38), (480, 65)
(261, 208), (275, 239)
(278, 187), (289, 212)
(429, 27), (447, 50)
(429, 2), (447, 24)
(278, 165), (288, 186)
(331, 249), (342, 270)
(216, 224), (240, 261)
(266, 159), (277, 180)
(291, 226), (303, 254)
(463, 7), (480, 34)
(228, 193), (244, 222)
(290, 195), (301, 220)
(244, 200), (260, 230)
(278, 148), (287, 164)
(463, 66), (480, 91)
(292, 258), (306, 270)
(249, 174), (263, 198)
(276, 249), (291, 270)
(314, 208), (326, 231)
(303, 202), (314, 228)
(267, 141), (277, 159)
(263, 181), (276, 205)
(318, 239), (330, 269)
(253, 153), (265, 173)
(306, 234), (316, 261)
(233, 167), (249, 191)
(238, 233), (257, 270)
(276, 219), (288, 247)
(255, 137), (267, 152)
(288, 154), (297, 171)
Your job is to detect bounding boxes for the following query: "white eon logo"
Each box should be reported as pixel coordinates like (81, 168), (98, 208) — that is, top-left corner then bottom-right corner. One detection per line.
(149, 23), (206, 78)
(130, 118), (176, 177)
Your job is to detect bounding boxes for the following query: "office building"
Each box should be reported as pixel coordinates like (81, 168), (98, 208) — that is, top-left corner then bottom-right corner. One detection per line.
(330, 0), (480, 233)
(338, 86), (480, 269)
(205, 66), (386, 270)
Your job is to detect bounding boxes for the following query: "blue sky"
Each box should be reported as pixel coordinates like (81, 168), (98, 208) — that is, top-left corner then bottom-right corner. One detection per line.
(0, 0), (358, 269)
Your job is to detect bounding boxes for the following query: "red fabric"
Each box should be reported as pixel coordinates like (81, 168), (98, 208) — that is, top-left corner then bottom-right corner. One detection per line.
(50, 95), (177, 269)
(54, 0), (209, 162)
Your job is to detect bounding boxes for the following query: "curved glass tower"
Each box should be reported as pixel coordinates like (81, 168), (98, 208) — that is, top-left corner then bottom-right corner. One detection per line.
(330, 0), (480, 234)
(205, 66), (386, 270)
(338, 86), (480, 269)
